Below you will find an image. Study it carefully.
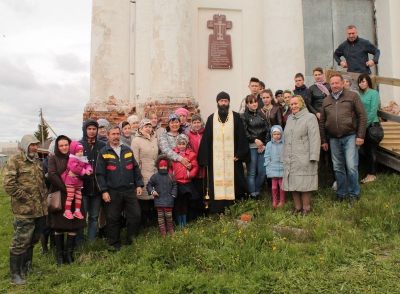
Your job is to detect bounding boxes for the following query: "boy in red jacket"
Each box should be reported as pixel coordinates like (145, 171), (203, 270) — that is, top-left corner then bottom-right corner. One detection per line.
(171, 134), (199, 227)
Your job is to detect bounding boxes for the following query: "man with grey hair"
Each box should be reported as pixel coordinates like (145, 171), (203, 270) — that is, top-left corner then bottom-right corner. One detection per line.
(3, 135), (48, 285)
(334, 25), (380, 74)
(96, 125), (144, 251)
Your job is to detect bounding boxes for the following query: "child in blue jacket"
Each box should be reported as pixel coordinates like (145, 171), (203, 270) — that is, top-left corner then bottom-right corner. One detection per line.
(264, 125), (285, 207)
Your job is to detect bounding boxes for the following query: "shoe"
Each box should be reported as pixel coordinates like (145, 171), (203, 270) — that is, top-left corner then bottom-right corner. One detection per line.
(361, 175), (376, 183)
(291, 208), (302, 215)
(348, 196), (360, 206)
(332, 181), (338, 191)
(73, 211), (84, 219)
(63, 211), (73, 219)
(301, 209), (311, 216)
(336, 195), (345, 202)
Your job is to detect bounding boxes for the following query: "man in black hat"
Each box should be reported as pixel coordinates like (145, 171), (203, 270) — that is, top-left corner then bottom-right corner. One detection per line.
(198, 92), (250, 213)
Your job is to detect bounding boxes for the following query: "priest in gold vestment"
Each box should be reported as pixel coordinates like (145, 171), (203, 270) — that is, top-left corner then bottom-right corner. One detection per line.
(198, 92), (250, 213)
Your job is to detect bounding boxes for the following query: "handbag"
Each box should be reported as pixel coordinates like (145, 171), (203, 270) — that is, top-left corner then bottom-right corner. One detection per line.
(367, 122), (384, 144)
(47, 191), (62, 213)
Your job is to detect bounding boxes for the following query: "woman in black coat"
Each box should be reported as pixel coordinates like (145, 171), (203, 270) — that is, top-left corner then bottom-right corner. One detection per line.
(47, 135), (86, 267)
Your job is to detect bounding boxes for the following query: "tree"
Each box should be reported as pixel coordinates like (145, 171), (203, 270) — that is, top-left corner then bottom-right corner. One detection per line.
(34, 123), (50, 143)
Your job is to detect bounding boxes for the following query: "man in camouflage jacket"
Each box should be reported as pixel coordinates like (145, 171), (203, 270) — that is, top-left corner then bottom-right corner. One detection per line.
(3, 134), (48, 286)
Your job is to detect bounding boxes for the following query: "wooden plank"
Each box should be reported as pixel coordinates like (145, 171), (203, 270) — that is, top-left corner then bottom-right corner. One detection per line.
(378, 110), (400, 123)
(376, 76), (400, 87)
(325, 69), (360, 82)
(376, 148), (400, 172)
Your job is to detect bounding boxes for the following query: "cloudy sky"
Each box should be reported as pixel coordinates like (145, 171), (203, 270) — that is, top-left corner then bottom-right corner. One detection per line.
(0, 0), (92, 142)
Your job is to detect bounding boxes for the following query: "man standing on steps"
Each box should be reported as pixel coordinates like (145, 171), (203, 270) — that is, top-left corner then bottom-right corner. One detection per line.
(3, 134), (48, 286)
(334, 25), (380, 74)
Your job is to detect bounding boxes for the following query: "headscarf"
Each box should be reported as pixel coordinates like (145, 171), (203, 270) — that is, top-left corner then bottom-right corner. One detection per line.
(176, 134), (189, 145)
(314, 74), (330, 96)
(342, 75), (352, 86)
(175, 108), (189, 117)
(190, 114), (205, 131)
(168, 114), (180, 123)
(119, 121), (131, 140)
(127, 115), (139, 125)
(137, 119), (153, 139)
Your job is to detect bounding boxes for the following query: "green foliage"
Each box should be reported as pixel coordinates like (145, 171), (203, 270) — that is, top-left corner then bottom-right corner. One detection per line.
(34, 123), (50, 143)
(1, 168), (400, 293)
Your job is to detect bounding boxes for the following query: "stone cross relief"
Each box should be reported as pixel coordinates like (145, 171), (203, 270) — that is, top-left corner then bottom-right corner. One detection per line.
(207, 14), (232, 41)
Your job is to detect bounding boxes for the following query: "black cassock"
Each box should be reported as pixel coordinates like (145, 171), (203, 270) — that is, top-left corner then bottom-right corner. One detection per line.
(197, 111), (250, 213)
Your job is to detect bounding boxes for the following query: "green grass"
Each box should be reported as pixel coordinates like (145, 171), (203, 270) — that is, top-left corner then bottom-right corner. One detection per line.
(1, 161), (400, 293)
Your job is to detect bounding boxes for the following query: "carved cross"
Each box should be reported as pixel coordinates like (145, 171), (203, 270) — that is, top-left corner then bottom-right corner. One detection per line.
(207, 14), (232, 41)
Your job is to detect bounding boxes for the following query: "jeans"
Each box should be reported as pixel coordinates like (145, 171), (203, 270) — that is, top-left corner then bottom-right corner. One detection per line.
(76, 195), (102, 244)
(330, 134), (360, 197)
(246, 148), (266, 196)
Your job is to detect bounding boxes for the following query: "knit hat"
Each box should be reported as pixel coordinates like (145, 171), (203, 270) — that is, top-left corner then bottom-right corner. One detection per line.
(216, 91), (230, 102)
(176, 134), (189, 145)
(97, 119), (110, 129)
(70, 141), (85, 155)
(138, 119), (152, 130)
(158, 160), (168, 168)
(127, 115), (139, 124)
(167, 113), (180, 123)
(342, 75), (352, 86)
(275, 90), (283, 96)
(175, 108), (189, 117)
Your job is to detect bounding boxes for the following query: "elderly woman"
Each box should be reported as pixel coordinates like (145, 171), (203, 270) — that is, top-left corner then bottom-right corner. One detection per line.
(47, 135), (86, 267)
(283, 96), (320, 216)
(131, 119), (159, 227)
(358, 73), (381, 183)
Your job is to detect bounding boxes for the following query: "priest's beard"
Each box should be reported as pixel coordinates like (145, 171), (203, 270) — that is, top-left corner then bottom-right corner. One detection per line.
(217, 104), (229, 116)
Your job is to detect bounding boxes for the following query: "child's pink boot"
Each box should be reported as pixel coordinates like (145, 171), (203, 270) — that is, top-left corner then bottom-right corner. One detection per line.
(73, 211), (84, 219)
(63, 211), (74, 219)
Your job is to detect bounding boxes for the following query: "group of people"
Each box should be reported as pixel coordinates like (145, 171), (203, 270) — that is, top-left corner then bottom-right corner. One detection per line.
(3, 24), (382, 286)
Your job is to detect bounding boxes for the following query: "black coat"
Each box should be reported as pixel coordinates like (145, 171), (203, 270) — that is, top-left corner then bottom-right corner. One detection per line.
(47, 135), (86, 231)
(308, 83), (332, 115)
(79, 119), (106, 197)
(240, 109), (271, 145)
(146, 172), (177, 207)
(198, 111), (250, 213)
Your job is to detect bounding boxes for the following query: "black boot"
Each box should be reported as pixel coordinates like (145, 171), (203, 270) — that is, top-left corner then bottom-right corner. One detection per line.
(21, 247), (34, 276)
(49, 234), (56, 249)
(65, 235), (76, 264)
(55, 234), (64, 267)
(10, 252), (27, 286)
(40, 233), (49, 255)
(98, 226), (106, 239)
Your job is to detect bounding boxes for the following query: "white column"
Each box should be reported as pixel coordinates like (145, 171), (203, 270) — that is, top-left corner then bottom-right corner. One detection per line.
(262, 0), (306, 91)
(375, 0), (400, 105)
(90, 0), (131, 103)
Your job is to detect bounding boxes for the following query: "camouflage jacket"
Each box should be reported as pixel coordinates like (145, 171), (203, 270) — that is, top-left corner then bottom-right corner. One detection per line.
(3, 151), (48, 218)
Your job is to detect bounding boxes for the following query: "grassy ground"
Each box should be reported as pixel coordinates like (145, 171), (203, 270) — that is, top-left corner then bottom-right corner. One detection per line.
(1, 160), (400, 293)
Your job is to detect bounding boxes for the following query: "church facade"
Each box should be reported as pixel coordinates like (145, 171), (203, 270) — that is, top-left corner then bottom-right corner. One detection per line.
(85, 0), (400, 123)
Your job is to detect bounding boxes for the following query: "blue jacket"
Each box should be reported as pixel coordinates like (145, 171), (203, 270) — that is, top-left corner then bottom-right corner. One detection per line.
(264, 125), (284, 178)
(147, 171), (177, 208)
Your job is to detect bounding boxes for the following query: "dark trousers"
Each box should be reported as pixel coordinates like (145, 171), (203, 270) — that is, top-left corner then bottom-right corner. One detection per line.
(10, 217), (41, 255)
(103, 190), (141, 248)
(364, 124), (379, 175)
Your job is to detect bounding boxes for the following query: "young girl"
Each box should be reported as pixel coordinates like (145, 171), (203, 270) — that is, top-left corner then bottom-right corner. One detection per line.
(171, 134), (199, 227)
(61, 141), (93, 219)
(147, 155), (177, 236)
(264, 125), (285, 207)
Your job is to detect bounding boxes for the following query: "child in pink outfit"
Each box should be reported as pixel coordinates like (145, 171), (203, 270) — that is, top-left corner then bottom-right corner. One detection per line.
(61, 141), (93, 219)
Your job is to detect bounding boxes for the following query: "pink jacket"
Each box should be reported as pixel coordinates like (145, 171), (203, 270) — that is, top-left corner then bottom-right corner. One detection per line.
(187, 128), (206, 178)
(62, 155), (93, 187)
(170, 148), (199, 184)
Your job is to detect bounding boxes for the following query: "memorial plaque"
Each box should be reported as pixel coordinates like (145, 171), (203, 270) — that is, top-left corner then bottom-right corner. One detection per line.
(207, 14), (233, 69)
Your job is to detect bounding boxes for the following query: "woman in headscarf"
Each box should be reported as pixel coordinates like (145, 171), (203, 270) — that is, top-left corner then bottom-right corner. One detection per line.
(47, 135), (86, 266)
(283, 95), (320, 216)
(147, 110), (165, 138)
(131, 119), (159, 227)
(308, 67), (332, 120)
(119, 121), (132, 147)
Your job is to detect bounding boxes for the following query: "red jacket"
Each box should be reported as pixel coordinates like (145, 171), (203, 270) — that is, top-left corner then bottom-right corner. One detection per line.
(171, 147), (199, 184)
(187, 128), (206, 178)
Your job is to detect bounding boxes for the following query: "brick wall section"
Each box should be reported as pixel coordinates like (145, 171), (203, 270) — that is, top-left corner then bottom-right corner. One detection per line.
(83, 98), (200, 127)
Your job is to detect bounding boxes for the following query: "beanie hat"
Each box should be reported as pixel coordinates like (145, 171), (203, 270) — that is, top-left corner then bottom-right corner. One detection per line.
(216, 91), (230, 102)
(175, 108), (189, 117)
(275, 90), (283, 96)
(70, 141), (85, 155)
(342, 75), (352, 86)
(127, 115), (139, 124)
(97, 119), (110, 129)
(176, 134), (189, 145)
(158, 160), (168, 168)
(168, 113), (180, 123)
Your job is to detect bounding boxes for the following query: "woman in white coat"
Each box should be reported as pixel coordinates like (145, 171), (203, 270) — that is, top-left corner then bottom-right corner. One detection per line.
(283, 95), (320, 216)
